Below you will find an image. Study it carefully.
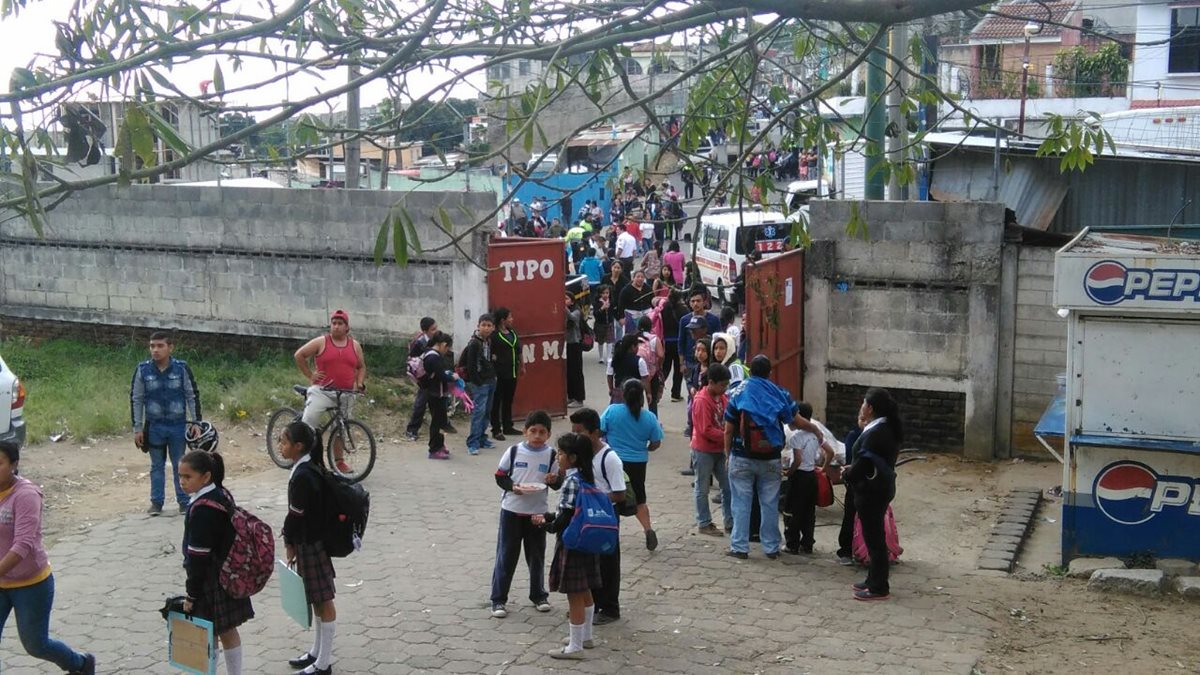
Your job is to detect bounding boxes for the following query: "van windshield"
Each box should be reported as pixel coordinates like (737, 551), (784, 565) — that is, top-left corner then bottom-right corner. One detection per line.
(735, 222), (789, 255)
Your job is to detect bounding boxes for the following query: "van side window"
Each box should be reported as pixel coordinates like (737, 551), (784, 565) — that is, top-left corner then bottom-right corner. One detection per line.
(703, 224), (720, 251)
(718, 227), (728, 253)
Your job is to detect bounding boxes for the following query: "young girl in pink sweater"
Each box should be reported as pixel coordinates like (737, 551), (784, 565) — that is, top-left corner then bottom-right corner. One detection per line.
(0, 441), (95, 674)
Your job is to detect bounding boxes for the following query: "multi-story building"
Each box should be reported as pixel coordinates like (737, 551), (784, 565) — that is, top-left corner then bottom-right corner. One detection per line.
(50, 100), (221, 182)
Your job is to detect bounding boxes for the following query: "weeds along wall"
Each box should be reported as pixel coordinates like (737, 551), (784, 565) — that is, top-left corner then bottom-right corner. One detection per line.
(0, 184), (494, 346)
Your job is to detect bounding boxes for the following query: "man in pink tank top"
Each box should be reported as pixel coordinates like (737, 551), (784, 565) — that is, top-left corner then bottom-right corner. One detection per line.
(294, 309), (367, 474)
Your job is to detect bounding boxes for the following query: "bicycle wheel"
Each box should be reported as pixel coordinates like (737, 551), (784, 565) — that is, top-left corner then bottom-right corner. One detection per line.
(327, 419), (376, 483)
(266, 407), (300, 469)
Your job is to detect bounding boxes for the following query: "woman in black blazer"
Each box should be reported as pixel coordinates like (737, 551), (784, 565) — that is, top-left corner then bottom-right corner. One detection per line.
(841, 388), (902, 601)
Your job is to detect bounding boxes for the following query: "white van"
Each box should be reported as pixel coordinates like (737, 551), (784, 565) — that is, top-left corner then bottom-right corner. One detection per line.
(693, 207), (804, 289)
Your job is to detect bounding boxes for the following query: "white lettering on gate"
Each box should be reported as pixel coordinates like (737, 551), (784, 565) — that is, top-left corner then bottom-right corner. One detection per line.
(522, 343), (537, 364)
(542, 340), (561, 360)
(498, 258), (556, 282)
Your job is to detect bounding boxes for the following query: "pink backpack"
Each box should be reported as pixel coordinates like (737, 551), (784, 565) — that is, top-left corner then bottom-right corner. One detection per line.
(636, 334), (660, 378)
(195, 497), (276, 599)
(851, 506), (903, 566)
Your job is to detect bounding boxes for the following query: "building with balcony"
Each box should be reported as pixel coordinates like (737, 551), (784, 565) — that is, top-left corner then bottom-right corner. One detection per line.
(937, 0), (1135, 132)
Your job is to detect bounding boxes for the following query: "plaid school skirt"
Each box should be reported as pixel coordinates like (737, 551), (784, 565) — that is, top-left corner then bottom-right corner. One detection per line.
(548, 537), (601, 595)
(295, 540), (337, 604)
(193, 572), (254, 634)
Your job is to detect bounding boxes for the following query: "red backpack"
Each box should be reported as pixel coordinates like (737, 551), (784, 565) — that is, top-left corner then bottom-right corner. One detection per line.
(194, 497), (276, 599)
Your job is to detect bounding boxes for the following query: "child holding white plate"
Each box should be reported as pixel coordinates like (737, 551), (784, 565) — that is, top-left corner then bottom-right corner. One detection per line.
(489, 411), (561, 619)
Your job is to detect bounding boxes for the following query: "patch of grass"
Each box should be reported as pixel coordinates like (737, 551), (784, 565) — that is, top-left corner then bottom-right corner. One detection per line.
(1, 338), (415, 444)
(1042, 563), (1068, 578)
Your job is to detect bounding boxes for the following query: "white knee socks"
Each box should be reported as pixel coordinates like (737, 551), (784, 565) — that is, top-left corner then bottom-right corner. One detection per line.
(583, 606), (594, 642)
(224, 645), (242, 675)
(566, 622), (584, 653)
(315, 620), (336, 669)
(309, 616), (322, 658)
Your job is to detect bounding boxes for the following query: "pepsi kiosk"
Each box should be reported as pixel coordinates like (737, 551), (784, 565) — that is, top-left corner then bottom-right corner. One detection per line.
(1053, 229), (1200, 563)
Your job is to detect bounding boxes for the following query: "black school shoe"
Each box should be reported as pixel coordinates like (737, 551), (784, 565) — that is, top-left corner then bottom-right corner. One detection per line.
(293, 665), (332, 675)
(853, 589), (890, 601)
(69, 653), (95, 675)
(289, 653), (316, 668)
(593, 612), (619, 625)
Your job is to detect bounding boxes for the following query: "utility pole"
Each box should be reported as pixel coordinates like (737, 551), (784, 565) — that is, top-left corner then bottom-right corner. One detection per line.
(864, 34), (887, 200)
(345, 62), (361, 189)
(887, 22), (908, 200)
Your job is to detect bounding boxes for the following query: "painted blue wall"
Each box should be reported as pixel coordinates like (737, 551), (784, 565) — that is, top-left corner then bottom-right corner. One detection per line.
(508, 170), (615, 224)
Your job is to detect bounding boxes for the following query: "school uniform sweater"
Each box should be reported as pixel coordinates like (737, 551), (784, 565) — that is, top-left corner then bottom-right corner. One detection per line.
(183, 484), (235, 599)
(283, 458), (326, 546)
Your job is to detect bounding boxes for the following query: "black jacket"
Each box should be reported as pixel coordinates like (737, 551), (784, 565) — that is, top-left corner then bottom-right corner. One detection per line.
(283, 461), (325, 546)
(619, 282), (655, 314)
(460, 333), (497, 385)
(491, 329), (520, 380)
(183, 487), (236, 599)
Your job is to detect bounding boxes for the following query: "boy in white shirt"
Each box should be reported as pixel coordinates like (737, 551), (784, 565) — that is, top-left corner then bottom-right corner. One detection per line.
(782, 402), (834, 555)
(490, 411), (560, 618)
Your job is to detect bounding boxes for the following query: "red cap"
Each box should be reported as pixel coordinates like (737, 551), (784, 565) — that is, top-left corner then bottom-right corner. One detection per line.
(331, 309), (350, 324)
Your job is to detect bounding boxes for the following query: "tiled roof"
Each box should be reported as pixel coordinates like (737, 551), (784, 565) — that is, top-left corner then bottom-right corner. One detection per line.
(970, 1), (1078, 42)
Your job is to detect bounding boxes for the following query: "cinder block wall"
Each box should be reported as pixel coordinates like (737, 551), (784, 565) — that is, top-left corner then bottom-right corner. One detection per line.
(1011, 246), (1068, 451)
(805, 200), (1005, 459)
(0, 184), (494, 345)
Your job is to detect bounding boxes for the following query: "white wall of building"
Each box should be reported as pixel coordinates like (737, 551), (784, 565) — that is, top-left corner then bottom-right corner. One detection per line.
(1132, 3), (1200, 104)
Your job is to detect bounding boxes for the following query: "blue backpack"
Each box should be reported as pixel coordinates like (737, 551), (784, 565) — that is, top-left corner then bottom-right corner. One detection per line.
(563, 480), (620, 555)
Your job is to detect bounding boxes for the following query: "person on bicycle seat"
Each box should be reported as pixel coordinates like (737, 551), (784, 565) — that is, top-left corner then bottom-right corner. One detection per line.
(294, 309), (367, 474)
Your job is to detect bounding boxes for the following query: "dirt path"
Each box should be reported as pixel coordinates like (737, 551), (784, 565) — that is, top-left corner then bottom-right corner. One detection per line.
(18, 427), (1200, 673)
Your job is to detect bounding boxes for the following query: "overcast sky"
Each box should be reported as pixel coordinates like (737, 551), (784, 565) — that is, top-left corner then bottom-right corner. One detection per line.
(0, 0), (484, 119)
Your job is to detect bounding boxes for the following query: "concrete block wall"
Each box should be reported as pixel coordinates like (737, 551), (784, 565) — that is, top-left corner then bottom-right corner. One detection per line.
(805, 200), (1005, 460)
(0, 185), (495, 345)
(1011, 245), (1068, 451)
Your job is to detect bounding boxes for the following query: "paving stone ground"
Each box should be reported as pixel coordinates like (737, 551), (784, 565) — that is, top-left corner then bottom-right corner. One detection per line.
(2, 367), (990, 674)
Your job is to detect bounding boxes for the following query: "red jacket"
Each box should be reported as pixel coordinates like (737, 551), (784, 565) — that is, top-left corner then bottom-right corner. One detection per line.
(690, 386), (728, 453)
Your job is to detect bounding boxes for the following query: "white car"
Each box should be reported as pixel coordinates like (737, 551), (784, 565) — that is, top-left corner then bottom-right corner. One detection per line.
(0, 354), (26, 448)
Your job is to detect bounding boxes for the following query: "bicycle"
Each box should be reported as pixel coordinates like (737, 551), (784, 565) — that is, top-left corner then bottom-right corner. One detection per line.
(265, 385), (377, 483)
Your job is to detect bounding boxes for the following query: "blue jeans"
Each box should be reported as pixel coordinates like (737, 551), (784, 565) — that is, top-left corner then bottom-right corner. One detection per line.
(0, 575), (86, 671)
(466, 382), (495, 450)
(693, 451), (733, 530)
(147, 422), (187, 507)
(489, 509), (548, 605)
(728, 455), (782, 554)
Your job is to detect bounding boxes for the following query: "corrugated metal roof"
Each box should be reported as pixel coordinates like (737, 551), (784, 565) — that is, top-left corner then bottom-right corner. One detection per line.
(970, 1), (1077, 42)
(930, 152), (1068, 230)
(565, 123), (648, 148)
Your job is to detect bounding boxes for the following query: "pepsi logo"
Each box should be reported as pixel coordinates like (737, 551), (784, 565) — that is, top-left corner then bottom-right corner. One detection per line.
(1094, 462), (1158, 525)
(1084, 261), (1127, 305)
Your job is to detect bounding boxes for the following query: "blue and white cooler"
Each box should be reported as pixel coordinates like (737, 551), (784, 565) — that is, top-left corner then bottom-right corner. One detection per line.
(1053, 229), (1200, 562)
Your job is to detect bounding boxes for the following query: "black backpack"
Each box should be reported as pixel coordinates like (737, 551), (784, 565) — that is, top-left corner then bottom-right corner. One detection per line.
(319, 470), (370, 558)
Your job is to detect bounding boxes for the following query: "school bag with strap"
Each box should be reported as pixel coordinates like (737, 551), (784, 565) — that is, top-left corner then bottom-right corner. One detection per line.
(318, 469), (370, 558)
(407, 348), (437, 382)
(636, 334), (660, 378)
(600, 448), (638, 517)
(562, 479), (620, 555)
(852, 505), (903, 565)
(193, 495), (275, 599)
(740, 408), (781, 457)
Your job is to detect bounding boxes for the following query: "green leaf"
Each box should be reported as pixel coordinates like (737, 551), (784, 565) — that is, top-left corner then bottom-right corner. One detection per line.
(392, 214), (408, 266)
(437, 207), (453, 233)
(8, 67), (35, 92)
(124, 105), (157, 168)
(146, 108), (190, 155)
(213, 62), (225, 95)
(373, 216), (389, 265)
(402, 208), (422, 254)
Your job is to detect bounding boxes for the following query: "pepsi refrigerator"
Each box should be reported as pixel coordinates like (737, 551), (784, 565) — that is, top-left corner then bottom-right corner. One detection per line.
(1054, 229), (1200, 563)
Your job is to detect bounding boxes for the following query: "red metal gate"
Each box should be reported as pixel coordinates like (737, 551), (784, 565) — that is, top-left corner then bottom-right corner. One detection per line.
(488, 238), (567, 418)
(743, 249), (804, 402)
